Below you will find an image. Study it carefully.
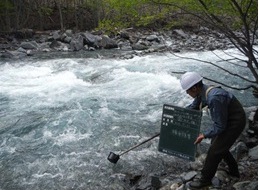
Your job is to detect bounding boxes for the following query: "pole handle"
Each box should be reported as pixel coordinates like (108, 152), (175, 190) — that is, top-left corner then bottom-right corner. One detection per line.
(119, 133), (160, 156)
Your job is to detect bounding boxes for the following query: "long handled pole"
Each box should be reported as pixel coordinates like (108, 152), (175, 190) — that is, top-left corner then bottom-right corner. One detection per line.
(119, 133), (160, 156)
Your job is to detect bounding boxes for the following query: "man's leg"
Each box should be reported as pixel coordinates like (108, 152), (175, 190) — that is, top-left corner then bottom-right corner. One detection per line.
(189, 129), (241, 189)
(223, 151), (240, 177)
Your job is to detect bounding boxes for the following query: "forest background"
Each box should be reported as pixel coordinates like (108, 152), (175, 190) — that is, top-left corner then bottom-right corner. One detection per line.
(0, 0), (256, 34)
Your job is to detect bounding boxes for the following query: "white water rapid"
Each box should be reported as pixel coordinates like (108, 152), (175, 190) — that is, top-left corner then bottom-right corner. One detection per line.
(0, 49), (256, 189)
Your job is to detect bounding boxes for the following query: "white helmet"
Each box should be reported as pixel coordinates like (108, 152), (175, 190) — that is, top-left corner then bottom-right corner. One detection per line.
(180, 72), (203, 90)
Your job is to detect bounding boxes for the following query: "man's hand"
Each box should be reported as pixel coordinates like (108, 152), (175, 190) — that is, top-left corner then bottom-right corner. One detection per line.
(194, 134), (205, 144)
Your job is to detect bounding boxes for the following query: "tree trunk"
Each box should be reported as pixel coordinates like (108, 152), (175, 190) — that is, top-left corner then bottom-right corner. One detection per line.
(5, 0), (11, 32)
(56, 0), (64, 31)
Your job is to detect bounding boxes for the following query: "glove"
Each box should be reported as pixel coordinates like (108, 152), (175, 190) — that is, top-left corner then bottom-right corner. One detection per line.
(194, 134), (205, 144)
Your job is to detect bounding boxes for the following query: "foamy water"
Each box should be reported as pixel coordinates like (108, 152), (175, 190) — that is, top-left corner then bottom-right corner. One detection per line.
(0, 49), (256, 189)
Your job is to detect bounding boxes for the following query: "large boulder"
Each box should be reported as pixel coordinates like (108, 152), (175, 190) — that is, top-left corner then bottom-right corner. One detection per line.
(132, 42), (149, 50)
(20, 41), (38, 49)
(98, 35), (118, 49)
(70, 35), (84, 51)
(81, 31), (102, 48)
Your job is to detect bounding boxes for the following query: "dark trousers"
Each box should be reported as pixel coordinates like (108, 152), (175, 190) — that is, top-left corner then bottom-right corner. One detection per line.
(201, 97), (246, 181)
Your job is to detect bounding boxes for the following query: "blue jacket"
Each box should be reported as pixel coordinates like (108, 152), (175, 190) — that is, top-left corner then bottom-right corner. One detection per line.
(187, 84), (234, 138)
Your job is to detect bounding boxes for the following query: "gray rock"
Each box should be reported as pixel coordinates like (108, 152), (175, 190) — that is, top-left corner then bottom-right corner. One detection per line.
(1, 50), (26, 59)
(49, 40), (61, 49)
(20, 41), (38, 49)
(98, 35), (118, 49)
(146, 34), (160, 42)
(65, 29), (73, 37)
(233, 181), (252, 190)
(151, 175), (161, 188)
(81, 31), (101, 47)
(248, 146), (258, 160)
(180, 171), (197, 182)
(211, 177), (222, 189)
(172, 29), (188, 39)
(215, 170), (230, 183)
(26, 49), (33, 56)
(63, 36), (72, 43)
(230, 141), (248, 160)
(132, 43), (149, 50)
(70, 35), (84, 51)
(17, 47), (27, 53)
(52, 31), (61, 40)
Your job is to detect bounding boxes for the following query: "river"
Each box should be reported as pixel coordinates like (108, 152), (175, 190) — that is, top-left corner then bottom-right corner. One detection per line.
(0, 49), (257, 189)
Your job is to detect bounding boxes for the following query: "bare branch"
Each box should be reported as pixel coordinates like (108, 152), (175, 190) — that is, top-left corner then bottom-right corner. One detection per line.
(150, 0), (258, 83)
(168, 50), (257, 84)
(212, 51), (248, 68)
(251, 18), (258, 46)
(230, 0), (251, 44)
(171, 71), (257, 91)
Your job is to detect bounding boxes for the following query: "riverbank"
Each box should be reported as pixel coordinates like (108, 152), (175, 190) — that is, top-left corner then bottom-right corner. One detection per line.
(0, 27), (240, 60)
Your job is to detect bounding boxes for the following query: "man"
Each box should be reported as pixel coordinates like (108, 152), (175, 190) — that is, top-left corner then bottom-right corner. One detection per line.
(180, 72), (246, 189)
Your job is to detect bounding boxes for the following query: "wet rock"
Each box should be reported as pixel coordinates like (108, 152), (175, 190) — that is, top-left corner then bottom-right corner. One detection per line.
(98, 35), (118, 49)
(230, 141), (248, 160)
(248, 146), (258, 160)
(0, 49), (26, 58)
(26, 49), (33, 56)
(211, 177), (222, 189)
(215, 170), (230, 183)
(70, 35), (84, 51)
(146, 34), (160, 42)
(52, 31), (61, 40)
(132, 43), (149, 50)
(81, 31), (102, 48)
(49, 40), (61, 49)
(20, 41), (38, 49)
(65, 29), (73, 37)
(247, 109), (258, 135)
(190, 153), (206, 170)
(121, 54), (134, 59)
(172, 29), (188, 39)
(89, 47), (96, 51)
(17, 47), (27, 53)
(63, 36), (72, 43)
(134, 174), (162, 190)
(169, 183), (181, 190)
(180, 171), (197, 183)
(233, 181), (255, 190)
(151, 175), (162, 188)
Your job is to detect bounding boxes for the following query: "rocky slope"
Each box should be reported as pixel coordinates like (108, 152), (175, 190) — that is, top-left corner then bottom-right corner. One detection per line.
(0, 27), (247, 60)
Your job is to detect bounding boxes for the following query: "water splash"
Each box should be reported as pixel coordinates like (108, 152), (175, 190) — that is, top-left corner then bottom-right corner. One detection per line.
(0, 49), (256, 189)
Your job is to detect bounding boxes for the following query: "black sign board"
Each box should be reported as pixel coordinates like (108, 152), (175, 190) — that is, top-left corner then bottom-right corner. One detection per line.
(158, 104), (202, 161)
